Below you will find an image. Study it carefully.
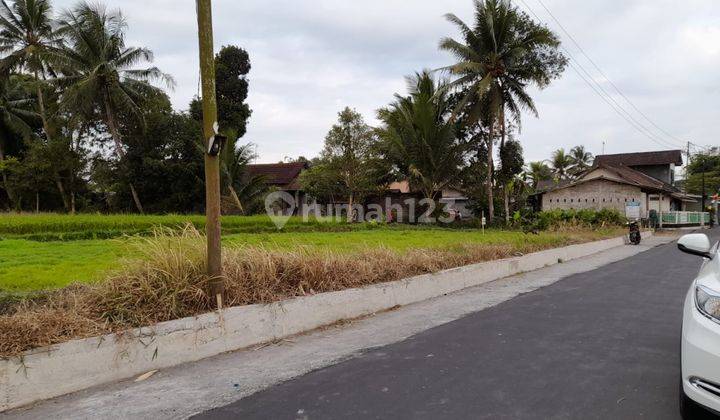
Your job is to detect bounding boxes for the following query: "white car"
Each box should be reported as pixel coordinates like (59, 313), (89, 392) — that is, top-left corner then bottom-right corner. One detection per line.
(678, 233), (720, 418)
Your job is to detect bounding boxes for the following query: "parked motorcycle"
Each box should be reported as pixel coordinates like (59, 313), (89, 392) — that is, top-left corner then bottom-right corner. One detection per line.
(628, 220), (641, 245)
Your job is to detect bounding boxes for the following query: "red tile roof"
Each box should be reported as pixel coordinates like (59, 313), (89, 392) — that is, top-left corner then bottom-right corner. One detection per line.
(246, 162), (308, 190)
(541, 163), (679, 194)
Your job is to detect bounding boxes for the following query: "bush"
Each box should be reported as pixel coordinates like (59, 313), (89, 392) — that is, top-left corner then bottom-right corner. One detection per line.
(532, 208), (626, 231)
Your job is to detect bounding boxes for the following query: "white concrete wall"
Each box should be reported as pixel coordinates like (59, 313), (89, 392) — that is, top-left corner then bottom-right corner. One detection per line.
(0, 232), (650, 412)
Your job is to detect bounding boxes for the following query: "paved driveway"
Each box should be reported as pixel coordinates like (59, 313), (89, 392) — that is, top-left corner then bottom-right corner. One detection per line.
(194, 230), (719, 419)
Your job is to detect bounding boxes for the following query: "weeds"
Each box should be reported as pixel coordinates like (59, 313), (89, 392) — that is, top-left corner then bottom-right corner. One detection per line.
(0, 226), (618, 357)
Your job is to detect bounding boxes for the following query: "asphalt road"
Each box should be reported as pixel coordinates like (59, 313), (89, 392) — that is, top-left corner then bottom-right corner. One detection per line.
(194, 230), (719, 420)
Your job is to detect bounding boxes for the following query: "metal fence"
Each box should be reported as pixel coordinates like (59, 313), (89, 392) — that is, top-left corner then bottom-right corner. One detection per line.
(659, 211), (711, 226)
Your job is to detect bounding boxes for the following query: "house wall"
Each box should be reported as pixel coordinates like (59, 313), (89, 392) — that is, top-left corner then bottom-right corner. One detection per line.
(646, 193), (672, 214)
(541, 179), (647, 217)
(630, 164), (674, 185)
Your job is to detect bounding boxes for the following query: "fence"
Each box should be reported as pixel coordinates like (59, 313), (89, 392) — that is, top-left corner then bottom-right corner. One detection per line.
(659, 211), (711, 227)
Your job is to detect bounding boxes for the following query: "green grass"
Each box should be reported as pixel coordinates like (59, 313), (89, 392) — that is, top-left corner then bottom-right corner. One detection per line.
(0, 215), (620, 297)
(224, 229), (583, 252)
(0, 213), (387, 240)
(0, 238), (125, 293)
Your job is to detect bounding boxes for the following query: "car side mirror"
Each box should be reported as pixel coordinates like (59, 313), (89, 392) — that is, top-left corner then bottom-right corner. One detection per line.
(678, 234), (714, 259)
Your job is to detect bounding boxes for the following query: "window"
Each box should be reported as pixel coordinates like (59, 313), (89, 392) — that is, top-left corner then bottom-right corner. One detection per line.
(564, 198), (567, 203)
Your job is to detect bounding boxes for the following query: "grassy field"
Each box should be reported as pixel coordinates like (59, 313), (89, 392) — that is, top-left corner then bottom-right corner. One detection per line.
(0, 214), (629, 357)
(0, 213), (396, 240)
(0, 213), (625, 293)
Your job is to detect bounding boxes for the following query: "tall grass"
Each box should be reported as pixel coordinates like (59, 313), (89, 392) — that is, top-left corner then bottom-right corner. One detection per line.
(0, 226), (579, 357)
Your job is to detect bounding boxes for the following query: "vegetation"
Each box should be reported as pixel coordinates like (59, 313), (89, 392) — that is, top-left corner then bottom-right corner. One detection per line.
(684, 148), (720, 204)
(0, 0), (642, 356)
(302, 107), (386, 214)
(534, 208), (626, 230)
(439, 0), (567, 222)
(0, 1), (257, 215)
(377, 71), (465, 201)
(0, 225), (625, 356)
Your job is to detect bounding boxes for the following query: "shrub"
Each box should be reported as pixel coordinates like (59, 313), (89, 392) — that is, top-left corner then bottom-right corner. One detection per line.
(0, 226), (606, 357)
(533, 208), (626, 230)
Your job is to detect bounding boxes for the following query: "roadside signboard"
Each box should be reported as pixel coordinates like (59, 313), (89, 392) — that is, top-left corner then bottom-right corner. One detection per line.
(626, 201), (641, 220)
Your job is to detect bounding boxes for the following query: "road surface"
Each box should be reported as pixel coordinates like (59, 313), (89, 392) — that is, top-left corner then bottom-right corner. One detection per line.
(194, 231), (718, 420)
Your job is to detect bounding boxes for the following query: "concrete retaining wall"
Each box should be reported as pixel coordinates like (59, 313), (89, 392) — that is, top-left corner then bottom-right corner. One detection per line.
(0, 232), (651, 412)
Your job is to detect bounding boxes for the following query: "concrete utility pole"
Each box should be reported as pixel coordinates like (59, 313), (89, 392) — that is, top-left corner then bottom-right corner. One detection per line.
(196, 0), (224, 307)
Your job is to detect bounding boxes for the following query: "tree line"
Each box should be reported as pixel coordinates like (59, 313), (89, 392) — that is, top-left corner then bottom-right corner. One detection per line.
(0, 0), (583, 223)
(0, 0), (256, 214)
(302, 0), (568, 224)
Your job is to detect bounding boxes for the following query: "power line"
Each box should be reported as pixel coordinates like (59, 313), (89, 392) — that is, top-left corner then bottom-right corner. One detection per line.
(562, 45), (680, 149)
(533, 0), (691, 149)
(517, 1), (668, 146)
(564, 58), (680, 149)
(517, 0), (681, 150)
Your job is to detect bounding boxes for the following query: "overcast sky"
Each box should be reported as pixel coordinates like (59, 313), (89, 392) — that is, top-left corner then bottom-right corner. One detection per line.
(55, 0), (720, 164)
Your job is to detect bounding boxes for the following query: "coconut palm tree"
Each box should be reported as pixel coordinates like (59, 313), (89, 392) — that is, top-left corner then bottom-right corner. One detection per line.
(0, 0), (62, 138)
(569, 145), (593, 175)
(55, 2), (173, 213)
(377, 71), (465, 202)
(0, 0), (75, 209)
(525, 160), (552, 189)
(0, 75), (37, 207)
(219, 136), (267, 214)
(551, 148), (573, 180)
(439, 0), (566, 222)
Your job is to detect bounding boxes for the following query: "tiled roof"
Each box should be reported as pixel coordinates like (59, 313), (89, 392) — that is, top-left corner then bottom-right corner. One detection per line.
(541, 163), (679, 194)
(594, 150), (683, 167)
(246, 162), (308, 189)
(535, 178), (572, 193)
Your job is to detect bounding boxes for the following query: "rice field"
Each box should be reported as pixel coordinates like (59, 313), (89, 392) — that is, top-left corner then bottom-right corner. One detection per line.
(0, 213), (625, 294)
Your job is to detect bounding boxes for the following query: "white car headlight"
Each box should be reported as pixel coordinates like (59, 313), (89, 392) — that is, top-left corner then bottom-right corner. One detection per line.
(696, 284), (720, 322)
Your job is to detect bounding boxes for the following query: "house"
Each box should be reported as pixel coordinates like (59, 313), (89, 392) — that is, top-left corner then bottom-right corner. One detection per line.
(537, 150), (698, 219)
(246, 162), (308, 214)
(375, 180), (473, 220)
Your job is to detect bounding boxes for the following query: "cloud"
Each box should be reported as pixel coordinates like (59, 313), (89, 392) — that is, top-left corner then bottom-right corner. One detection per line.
(53, 0), (719, 164)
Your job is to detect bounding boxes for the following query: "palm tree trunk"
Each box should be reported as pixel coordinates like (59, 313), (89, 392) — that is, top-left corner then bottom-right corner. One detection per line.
(486, 124), (495, 223)
(35, 191), (40, 213)
(504, 186), (510, 225)
(35, 72), (71, 211)
(102, 95), (144, 213)
(71, 191), (76, 215)
(35, 71), (52, 140)
(500, 104), (506, 152)
(501, 106), (509, 225)
(228, 185), (244, 214)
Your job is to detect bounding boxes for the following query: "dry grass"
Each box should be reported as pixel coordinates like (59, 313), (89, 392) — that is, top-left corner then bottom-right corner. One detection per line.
(0, 226), (600, 358)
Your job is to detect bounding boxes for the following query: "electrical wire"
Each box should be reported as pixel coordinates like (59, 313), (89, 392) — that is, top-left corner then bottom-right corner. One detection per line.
(534, 0), (691, 149)
(518, 0), (708, 151)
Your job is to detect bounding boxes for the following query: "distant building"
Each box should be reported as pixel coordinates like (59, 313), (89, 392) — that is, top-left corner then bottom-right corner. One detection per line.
(536, 150), (698, 219)
(247, 162), (309, 214)
(379, 180), (473, 219)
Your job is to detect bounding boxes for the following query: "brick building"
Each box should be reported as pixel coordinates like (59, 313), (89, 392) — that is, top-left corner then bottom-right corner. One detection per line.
(536, 150), (698, 219)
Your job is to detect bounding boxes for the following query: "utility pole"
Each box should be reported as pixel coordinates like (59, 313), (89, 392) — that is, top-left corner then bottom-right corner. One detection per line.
(686, 141), (691, 183)
(702, 171), (706, 211)
(196, 0), (224, 308)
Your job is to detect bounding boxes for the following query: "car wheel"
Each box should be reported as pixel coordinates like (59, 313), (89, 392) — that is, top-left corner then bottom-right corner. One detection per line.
(680, 380), (717, 420)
